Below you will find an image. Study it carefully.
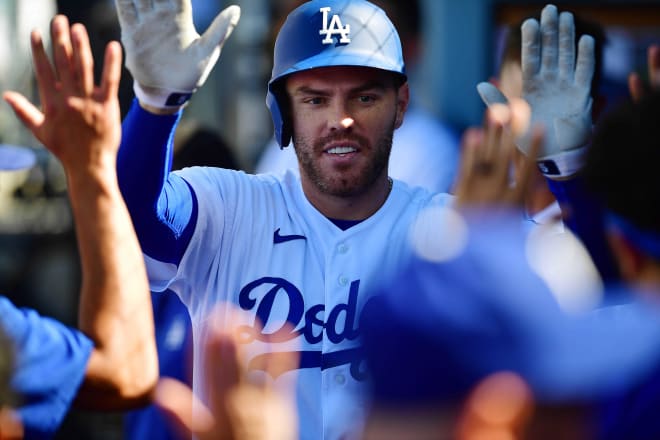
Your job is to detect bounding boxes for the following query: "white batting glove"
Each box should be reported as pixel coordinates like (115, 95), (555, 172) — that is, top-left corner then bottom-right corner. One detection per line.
(115, 0), (240, 110)
(478, 4), (595, 178)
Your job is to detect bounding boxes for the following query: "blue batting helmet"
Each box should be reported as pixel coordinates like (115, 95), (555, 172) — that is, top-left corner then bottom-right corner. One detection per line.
(266, 0), (407, 148)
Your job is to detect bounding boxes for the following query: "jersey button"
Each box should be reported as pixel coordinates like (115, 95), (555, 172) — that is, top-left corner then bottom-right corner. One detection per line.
(334, 373), (346, 385)
(337, 243), (348, 254)
(338, 276), (348, 286)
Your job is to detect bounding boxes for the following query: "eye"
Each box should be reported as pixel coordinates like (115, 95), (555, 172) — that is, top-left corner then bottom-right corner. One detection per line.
(304, 97), (326, 105)
(357, 95), (376, 104)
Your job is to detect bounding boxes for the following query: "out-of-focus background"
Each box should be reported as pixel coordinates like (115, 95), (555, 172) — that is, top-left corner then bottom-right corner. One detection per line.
(0, 0), (658, 438)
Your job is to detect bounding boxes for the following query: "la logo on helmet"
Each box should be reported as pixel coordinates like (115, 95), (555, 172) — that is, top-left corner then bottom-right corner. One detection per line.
(319, 7), (351, 45)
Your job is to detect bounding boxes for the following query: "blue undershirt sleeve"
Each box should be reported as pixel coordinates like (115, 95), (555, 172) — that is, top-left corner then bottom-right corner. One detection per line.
(117, 99), (198, 265)
(547, 177), (620, 284)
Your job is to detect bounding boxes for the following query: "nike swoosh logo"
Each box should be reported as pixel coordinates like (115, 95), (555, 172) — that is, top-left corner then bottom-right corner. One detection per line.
(274, 228), (307, 244)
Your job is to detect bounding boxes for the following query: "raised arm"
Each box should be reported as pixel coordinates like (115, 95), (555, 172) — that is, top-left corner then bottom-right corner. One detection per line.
(4, 15), (157, 409)
(114, 0), (240, 267)
(476, 4), (619, 283)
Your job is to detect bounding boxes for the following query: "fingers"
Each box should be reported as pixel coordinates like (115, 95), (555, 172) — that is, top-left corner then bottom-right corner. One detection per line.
(153, 0), (173, 11)
(205, 331), (241, 417)
(71, 24), (94, 96)
(574, 35), (595, 89)
(30, 30), (57, 109)
(199, 5), (241, 55)
(3, 91), (45, 135)
(50, 15), (100, 97)
(628, 72), (644, 102)
(456, 372), (534, 440)
(51, 15), (75, 92)
(540, 5), (559, 77)
(135, 0), (156, 17)
(100, 41), (123, 101)
(557, 11), (575, 81)
(154, 378), (215, 439)
(485, 107), (516, 187)
(476, 82), (509, 108)
(455, 128), (482, 199)
(627, 44), (660, 102)
(115, 0), (139, 27)
(512, 125), (544, 203)
(521, 19), (540, 83)
(649, 44), (660, 90)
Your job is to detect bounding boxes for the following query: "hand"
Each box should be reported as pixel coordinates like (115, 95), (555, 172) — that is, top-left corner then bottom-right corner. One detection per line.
(4, 15), (121, 175)
(115, 0), (240, 110)
(455, 99), (542, 208)
(478, 5), (594, 175)
(628, 44), (660, 101)
(154, 306), (298, 440)
(455, 372), (534, 440)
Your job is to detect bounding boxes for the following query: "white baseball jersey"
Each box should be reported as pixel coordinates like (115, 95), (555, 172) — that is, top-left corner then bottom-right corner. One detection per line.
(145, 168), (452, 439)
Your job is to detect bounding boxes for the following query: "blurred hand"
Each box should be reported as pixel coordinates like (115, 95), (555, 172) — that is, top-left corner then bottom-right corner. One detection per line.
(628, 44), (660, 101)
(455, 372), (534, 440)
(154, 306), (298, 440)
(455, 99), (542, 208)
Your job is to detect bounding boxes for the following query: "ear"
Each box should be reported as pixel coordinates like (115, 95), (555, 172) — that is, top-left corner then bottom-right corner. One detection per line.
(394, 82), (409, 129)
(607, 229), (645, 282)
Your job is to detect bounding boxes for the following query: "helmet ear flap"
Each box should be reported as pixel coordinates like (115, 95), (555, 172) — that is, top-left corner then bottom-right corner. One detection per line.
(267, 79), (293, 148)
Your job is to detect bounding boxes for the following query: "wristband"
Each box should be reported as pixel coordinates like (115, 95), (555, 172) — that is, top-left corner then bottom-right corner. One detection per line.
(133, 82), (194, 110)
(537, 145), (589, 179)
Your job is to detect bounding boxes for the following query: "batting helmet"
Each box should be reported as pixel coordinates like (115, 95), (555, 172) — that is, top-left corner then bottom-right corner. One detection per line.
(266, 0), (407, 148)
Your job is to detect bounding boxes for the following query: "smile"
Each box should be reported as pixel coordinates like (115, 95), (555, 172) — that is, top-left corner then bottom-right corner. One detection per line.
(326, 146), (357, 155)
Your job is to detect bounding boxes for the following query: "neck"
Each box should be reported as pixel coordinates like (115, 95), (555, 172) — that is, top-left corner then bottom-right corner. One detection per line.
(301, 175), (392, 221)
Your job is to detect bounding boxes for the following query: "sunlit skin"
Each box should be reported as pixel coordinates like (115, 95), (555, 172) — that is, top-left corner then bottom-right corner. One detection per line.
(285, 66), (409, 220)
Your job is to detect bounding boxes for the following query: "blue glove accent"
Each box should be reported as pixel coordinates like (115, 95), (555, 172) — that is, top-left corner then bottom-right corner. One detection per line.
(117, 99), (197, 266)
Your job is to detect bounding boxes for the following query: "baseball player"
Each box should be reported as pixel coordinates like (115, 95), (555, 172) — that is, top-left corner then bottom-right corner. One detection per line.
(113, 1), (593, 438)
(2, 15), (158, 438)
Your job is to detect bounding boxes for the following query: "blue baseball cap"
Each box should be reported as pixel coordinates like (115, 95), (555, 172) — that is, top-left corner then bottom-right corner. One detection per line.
(0, 145), (36, 171)
(361, 208), (660, 406)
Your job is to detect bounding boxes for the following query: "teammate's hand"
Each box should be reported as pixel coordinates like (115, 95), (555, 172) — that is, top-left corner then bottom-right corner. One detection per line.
(115, 0), (240, 111)
(628, 44), (660, 102)
(3, 15), (122, 176)
(154, 306), (298, 440)
(455, 99), (542, 208)
(477, 4), (594, 178)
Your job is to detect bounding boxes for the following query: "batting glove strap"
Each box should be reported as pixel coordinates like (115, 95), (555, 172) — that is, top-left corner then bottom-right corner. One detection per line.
(133, 82), (195, 110)
(537, 144), (589, 179)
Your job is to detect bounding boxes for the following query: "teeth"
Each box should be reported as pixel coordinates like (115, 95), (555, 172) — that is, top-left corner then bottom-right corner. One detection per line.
(327, 146), (356, 154)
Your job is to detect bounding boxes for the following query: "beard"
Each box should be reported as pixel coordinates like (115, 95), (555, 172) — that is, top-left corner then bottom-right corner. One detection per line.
(293, 119), (395, 197)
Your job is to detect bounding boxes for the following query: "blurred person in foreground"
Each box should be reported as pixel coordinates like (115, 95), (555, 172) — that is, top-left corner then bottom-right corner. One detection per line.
(1, 14), (158, 438)
(361, 41), (660, 440)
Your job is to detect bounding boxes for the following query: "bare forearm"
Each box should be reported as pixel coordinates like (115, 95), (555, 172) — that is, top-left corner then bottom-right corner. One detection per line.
(67, 162), (158, 409)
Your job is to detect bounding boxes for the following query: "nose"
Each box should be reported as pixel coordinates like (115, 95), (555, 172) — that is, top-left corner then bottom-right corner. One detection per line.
(328, 99), (354, 131)
(340, 117), (354, 128)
